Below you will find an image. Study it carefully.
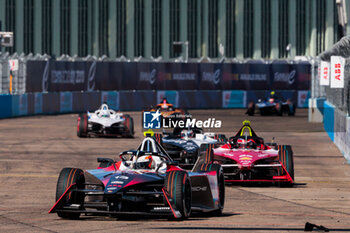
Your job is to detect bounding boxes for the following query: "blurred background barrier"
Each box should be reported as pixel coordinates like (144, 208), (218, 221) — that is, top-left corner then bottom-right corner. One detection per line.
(0, 89), (310, 119)
(24, 59), (311, 92)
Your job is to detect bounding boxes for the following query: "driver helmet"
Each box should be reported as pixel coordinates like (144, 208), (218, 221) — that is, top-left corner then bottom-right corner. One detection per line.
(100, 110), (110, 118)
(236, 138), (247, 148)
(246, 139), (257, 148)
(269, 91), (275, 103)
(161, 98), (169, 109)
(180, 129), (194, 139)
(145, 155), (154, 169)
(99, 104), (110, 117)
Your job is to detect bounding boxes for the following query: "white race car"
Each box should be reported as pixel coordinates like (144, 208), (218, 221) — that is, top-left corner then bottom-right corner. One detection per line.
(77, 104), (134, 138)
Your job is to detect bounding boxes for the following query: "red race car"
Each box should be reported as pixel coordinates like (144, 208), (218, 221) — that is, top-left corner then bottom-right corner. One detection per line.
(195, 120), (294, 186)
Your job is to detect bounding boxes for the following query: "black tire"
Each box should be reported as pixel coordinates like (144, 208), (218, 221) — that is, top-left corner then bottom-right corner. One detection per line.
(153, 133), (163, 146)
(278, 145), (294, 183)
(77, 113), (88, 137)
(276, 103), (283, 116)
(288, 104), (296, 116)
(165, 170), (192, 219)
(123, 115), (134, 138)
(56, 168), (85, 219)
(246, 102), (255, 116)
(194, 163), (225, 215)
(193, 144), (215, 167)
(260, 108), (267, 116)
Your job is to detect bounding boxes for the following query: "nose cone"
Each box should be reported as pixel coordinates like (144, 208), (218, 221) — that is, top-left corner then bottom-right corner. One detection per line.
(238, 153), (254, 169)
(104, 172), (163, 194)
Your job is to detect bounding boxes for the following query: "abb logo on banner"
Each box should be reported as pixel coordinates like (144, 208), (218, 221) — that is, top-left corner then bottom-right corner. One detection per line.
(323, 66), (329, 79)
(320, 61), (330, 86)
(334, 63), (341, 80)
(330, 56), (345, 88)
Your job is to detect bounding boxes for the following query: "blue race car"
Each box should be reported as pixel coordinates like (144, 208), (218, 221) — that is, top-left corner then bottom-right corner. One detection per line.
(246, 92), (295, 116)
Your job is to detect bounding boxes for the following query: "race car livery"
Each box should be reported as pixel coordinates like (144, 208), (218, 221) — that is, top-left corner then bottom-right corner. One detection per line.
(160, 127), (226, 167)
(147, 98), (189, 119)
(77, 104), (134, 138)
(246, 92), (296, 116)
(199, 120), (294, 186)
(49, 134), (225, 219)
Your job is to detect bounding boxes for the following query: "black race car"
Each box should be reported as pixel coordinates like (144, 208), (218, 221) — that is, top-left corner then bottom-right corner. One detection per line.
(246, 92), (296, 116)
(49, 134), (225, 220)
(159, 127), (226, 168)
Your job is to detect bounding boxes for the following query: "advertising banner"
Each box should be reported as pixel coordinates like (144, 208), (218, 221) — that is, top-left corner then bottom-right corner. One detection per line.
(298, 90), (310, 108)
(222, 62), (270, 90)
(320, 61), (330, 86)
(101, 91), (119, 110)
(222, 91), (246, 108)
(26, 60), (311, 92)
(330, 56), (345, 88)
(199, 63), (223, 90)
(157, 63), (199, 90)
(34, 93), (43, 114)
(60, 92), (73, 113)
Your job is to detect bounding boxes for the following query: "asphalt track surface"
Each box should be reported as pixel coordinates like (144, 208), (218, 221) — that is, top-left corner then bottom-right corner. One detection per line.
(1, 109), (350, 233)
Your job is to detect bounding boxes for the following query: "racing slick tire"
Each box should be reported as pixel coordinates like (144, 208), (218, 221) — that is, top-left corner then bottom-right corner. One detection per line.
(192, 163), (225, 215)
(246, 102), (255, 116)
(276, 103), (283, 116)
(214, 134), (227, 143)
(56, 168), (85, 219)
(77, 113), (88, 137)
(278, 145), (294, 186)
(154, 133), (163, 146)
(288, 103), (296, 116)
(197, 143), (215, 164)
(165, 170), (192, 219)
(123, 114), (134, 138)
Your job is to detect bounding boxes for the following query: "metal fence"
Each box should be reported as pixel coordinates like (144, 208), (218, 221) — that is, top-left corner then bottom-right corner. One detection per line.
(313, 60), (350, 115)
(0, 53), (28, 94)
(315, 36), (350, 115)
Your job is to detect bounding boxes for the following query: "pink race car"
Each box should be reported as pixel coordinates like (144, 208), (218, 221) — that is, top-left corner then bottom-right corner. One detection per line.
(195, 120), (294, 186)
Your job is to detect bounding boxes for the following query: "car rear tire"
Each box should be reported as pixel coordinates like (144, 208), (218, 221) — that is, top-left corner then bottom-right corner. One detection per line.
(77, 113), (88, 137)
(276, 103), (283, 116)
(278, 145), (294, 185)
(154, 133), (163, 146)
(165, 170), (192, 219)
(123, 115), (134, 138)
(193, 144), (215, 169)
(288, 104), (296, 116)
(246, 102), (255, 116)
(56, 168), (85, 219)
(214, 134), (227, 143)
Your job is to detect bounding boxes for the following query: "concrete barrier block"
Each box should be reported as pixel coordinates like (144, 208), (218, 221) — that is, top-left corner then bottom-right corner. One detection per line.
(101, 91), (119, 110)
(222, 91), (246, 108)
(323, 101), (335, 141)
(60, 92), (73, 113)
(0, 95), (12, 118)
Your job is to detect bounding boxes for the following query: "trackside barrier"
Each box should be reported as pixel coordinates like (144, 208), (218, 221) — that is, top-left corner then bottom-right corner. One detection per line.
(0, 95), (13, 118)
(324, 101), (335, 141)
(0, 90), (310, 119)
(321, 100), (350, 162)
